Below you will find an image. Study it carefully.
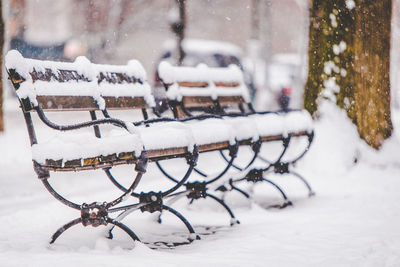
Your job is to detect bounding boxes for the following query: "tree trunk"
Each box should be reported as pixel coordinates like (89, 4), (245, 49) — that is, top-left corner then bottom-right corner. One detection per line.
(0, 0), (4, 132)
(175, 0), (186, 66)
(353, 0), (393, 149)
(304, 0), (356, 118)
(304, 0), (392, 149)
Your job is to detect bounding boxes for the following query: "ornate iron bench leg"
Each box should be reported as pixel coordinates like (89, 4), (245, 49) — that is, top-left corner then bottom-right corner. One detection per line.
(112, 191), (199, 242)
(222, 169), (292, 209)
(159, 191), (190, 223)
(108, 149), (200, 243)
(229, 179), (251, 199)
(106, 218), (140, 242)
(219, 139), (262, 172)
(215, 179), (251, 200)
(161, 205), (200, 241)
(289, 170), (315, 197)
(206, 193), (240, 226)
(50, 218), (82, 244)
(44, 152), (148, 245)
(262, 178), (292, 208)
(107, 206), (140, 239)
(154, 144), (240, 227)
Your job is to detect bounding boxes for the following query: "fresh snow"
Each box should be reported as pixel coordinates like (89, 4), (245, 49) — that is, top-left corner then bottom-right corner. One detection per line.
(5, 50), (156, 110)
(1, 98), (399, 266)
(32, 131), (143, 164)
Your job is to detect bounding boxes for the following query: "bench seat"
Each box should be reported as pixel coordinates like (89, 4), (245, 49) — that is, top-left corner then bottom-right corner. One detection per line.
(249, 110), (313, 138)
(222, 116), (259, 143)
(31, 120), (199, 170)
(137, 121), (193, 160)
(32, 131), (143, 171)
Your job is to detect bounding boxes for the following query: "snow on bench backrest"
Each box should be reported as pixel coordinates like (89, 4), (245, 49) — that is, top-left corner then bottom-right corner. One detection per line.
(158, 61), (251, 108)
(5, 50), (103, 112)
(5, 50), (155, 112)
(94, 60), (155, 110)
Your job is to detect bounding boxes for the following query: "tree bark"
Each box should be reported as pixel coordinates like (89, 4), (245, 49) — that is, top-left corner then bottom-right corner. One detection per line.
(175, 0), (186, 66)
(353, 0), (393, 149)
(304, 0), (356, 119)
(304, 0), (392, 149)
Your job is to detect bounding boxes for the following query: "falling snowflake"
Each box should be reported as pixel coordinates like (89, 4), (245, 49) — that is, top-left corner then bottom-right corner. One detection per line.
(345, 0), (355, 10)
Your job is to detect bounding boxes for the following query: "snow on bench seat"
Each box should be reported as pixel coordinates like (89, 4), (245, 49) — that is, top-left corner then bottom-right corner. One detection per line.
(222, 116), (259, 144)
(139, 118), (237, 155)
(32, 131), (143, 171)
(137, 121), (194, 159)
(250, 110), (313, 139)
(184, 118), (236, 152)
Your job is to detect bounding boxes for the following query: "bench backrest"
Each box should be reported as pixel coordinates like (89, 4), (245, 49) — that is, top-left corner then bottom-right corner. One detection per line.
(5, 50), (155, 112)
(95, 61), (155, 110)
(157, 61), (251, 110)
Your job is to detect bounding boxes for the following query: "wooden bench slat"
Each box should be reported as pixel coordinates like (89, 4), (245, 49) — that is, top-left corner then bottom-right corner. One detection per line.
(36, 95), (99, 111)
(147, 147), (188, 161)
(25, 94), (148, 112)
(40, 147), (191, 171)
(103, 96), (148, 110)
(178, 81), (209, 88)
(182, 96), (245, 108)
(31, 68), (90, 83)
(215, 82), (240, 87)
(198, 141), (231, 153)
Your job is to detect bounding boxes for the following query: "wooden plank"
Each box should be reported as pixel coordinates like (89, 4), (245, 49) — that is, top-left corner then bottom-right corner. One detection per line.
(40, 147), (190, 172)
(31, 68), (89, 83)
(198, 141), (230, 153)
(98, 71), (142, 84)
(289, 131), (310, 138)
(41, 152), (138, 172)
(260, 134), (285, 142)
(178, 81), (208, 88)
(182, 96), (245, 108)
(219, 96), (245, 106)
(37, 95), (98, 111)
(260, 131), (310, 143)
(34, 96), (148, 111)
(103, 96), (148, 109)
(215, 82), (239, 87)
(167, 81), (239, 88)
(182, 96), (215, 108)
(41, 159), (137, 172)
(147, 147), (188, 159)
(238, 138), (253, 146)
(174, 105), (188, 120)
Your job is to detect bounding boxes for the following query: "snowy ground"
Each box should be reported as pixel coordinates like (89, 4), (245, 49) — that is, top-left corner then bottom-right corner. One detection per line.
(0, 98), (399, 267)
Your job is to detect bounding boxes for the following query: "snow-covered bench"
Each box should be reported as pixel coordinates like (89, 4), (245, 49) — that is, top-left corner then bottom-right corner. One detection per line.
(158, 62), (315, 209)
(5, 50), (206, 245)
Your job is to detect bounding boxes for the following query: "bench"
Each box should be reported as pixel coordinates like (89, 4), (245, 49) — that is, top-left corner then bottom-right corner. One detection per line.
(157, 61), (315, 209)
(5, 50), (211, 245)
(5, 50), (313, 246)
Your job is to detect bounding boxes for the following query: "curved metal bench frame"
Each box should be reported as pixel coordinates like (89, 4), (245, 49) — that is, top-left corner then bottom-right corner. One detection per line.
(6, 61), (202, 245)
(160, 75), (315, 209)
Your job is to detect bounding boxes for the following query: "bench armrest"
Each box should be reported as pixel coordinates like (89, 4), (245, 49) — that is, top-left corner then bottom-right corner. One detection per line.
(35, 105), (132, 133)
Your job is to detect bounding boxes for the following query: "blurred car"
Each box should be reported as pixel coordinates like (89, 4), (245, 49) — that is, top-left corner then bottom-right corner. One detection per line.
(153, 39), (255, 101)
(9, 38), (87, 61)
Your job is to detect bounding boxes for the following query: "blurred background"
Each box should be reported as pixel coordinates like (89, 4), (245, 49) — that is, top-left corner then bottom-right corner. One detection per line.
(3, 0), (400, 111)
